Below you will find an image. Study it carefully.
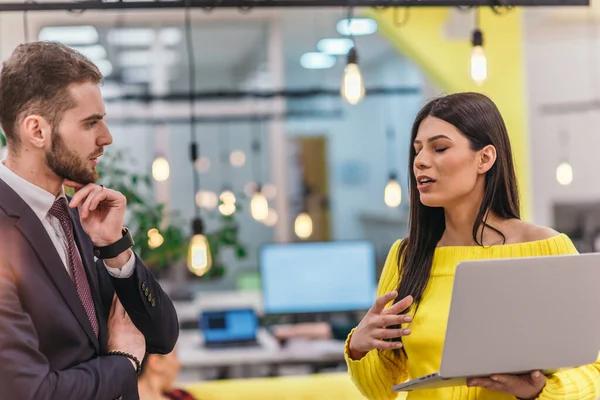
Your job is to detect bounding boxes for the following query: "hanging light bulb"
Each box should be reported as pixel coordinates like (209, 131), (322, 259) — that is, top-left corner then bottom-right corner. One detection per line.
(152, 156), (170, 182)
(556, 161), (573, 186)
(218, 202), (236, 216)
(384, 173), (402, 208)
(250, 185), (269, 221)
(187, 217), (212, 277)
(341, 47), (365, 105)
(470, 28), (487, 86)
(294, 212), (313, 239)
(219, 190), (236, 205)
(148, 229), (164, 249)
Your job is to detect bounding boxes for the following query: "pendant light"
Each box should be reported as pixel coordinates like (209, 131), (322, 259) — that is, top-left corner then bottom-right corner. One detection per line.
(294, 183), (313, 240)
(249, 118), (269, 221)
(217, 123), (237, 216)
(341, 7), (365, 105)
(384, 126), (401, 208)
(184, 6), (211, 276)
(470, 8), (487, 86)
(556, 129), (573, 186)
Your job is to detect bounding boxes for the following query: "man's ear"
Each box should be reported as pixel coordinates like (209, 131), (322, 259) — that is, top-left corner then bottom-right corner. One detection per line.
(21, 115), (52, 149)
(478, 144), (497, 175)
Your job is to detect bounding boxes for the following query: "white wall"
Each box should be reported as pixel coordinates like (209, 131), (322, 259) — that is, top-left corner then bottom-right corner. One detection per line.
(524, 8), (600, 228)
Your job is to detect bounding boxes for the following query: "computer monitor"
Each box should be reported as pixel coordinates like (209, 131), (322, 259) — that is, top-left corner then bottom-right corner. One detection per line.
(259, 241), (377, 314)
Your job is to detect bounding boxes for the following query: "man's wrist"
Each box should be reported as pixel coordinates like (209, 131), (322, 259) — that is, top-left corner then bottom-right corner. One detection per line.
(103, 249), (133, 270)
(109, 350), (141, 375)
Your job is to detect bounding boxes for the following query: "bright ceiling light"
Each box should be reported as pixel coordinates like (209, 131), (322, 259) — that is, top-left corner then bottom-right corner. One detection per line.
(159, 28), (182, 46)
(95, 59), (113, 77)
(38, 26), (99, 45)
(300, 52), (336, 70)
(317, 38), (354, 55)
(71, 44), (107, 60)
(108, 28), (156, 46)
(336, 18), (378, 36)
(118, 50), (178, 67)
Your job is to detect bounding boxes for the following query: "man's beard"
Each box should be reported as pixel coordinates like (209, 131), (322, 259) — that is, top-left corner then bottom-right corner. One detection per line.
(45, 129), (100, 185)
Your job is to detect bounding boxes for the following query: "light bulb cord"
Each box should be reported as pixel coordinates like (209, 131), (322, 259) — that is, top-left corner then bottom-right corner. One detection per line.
(185, 2), (200, 220)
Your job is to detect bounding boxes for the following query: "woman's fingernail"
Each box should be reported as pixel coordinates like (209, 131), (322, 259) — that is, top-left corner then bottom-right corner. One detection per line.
(405, 316), (413, 322)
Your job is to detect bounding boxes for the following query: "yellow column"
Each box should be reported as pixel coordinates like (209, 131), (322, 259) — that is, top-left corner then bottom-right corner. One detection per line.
(368, 7), (530, 219)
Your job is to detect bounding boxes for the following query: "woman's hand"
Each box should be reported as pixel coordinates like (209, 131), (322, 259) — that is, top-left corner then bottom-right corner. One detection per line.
(348, 290), (413, 360)
(467, 370), (546, 399)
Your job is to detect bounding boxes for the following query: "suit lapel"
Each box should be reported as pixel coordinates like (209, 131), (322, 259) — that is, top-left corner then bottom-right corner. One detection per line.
(69, 207), (108, 348)
(0, 178), (100, 351)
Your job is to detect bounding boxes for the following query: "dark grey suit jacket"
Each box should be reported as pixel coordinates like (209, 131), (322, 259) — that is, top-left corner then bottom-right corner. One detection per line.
(0, 177), (179, 400)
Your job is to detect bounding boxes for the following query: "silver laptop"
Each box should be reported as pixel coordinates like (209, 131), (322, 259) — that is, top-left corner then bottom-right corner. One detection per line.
(393, 252), (600, 392)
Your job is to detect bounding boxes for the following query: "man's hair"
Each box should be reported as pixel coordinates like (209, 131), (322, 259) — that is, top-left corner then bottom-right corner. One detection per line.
(0, 41), (103, 150)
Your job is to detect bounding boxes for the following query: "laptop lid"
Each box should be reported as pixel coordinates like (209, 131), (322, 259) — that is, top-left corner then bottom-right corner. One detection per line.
(440, 252), (600, 378)
(200, 308), (258, 345)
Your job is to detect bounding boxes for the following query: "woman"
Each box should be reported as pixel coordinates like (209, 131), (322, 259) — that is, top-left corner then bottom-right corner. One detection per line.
(138, 349), (197, 400)
(345, 92), (600, 400)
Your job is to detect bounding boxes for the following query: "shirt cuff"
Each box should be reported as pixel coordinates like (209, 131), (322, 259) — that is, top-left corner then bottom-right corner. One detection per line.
(104, 251), (136, 278)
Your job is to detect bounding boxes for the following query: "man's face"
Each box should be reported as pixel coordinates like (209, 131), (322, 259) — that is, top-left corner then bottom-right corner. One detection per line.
(45, 82), (112, 184)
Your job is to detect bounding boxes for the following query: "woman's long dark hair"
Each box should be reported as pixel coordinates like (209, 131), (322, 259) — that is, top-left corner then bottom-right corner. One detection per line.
(391, 92), (521, 351)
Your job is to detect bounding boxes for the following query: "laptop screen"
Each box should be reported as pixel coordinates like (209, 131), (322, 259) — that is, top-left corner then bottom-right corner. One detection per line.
(200, 309), (258, 344)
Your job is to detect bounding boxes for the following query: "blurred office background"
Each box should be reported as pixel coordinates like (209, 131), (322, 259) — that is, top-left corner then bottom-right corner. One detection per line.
(1, 1), (599, 398)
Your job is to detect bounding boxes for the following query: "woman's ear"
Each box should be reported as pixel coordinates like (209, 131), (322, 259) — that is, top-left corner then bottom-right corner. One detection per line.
(478, 144), (497, 174)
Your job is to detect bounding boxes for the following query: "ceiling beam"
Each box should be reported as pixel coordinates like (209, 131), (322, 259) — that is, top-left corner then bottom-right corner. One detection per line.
(0, 0), (588, 12)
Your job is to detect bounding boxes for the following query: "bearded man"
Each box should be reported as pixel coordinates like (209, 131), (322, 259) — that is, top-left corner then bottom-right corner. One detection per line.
(0, 41), (179, 400)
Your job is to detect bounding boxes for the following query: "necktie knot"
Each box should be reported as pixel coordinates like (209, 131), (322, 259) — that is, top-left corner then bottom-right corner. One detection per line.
(49, 197), (71, 225)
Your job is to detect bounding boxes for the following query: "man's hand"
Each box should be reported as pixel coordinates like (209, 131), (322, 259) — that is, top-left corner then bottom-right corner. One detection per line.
(64, 181), (126, 247)
(467, 370), (547, 399)
(107, 295), (145, 371)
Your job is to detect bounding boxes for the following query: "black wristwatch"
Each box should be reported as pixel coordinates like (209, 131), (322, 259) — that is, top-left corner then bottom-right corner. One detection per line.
(93, 228), (135, 259)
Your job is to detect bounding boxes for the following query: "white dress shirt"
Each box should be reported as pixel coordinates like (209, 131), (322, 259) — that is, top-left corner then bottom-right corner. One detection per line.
(0, 160), (135, 278)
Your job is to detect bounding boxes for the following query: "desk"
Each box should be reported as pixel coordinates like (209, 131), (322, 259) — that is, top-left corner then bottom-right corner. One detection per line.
(177, 328), (346, 379)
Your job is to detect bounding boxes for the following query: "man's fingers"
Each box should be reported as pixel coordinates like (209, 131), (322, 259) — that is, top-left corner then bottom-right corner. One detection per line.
(370, 291), (398, 314)
(113, 295), (126, 318)
(80, 188), (106, 218)
(382, 295), (414, 315)
(109, 293), (118, 318)
(68, 184), (97, 208)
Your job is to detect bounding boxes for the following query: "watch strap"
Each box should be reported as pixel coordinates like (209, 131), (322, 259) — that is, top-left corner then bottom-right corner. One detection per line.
(93, 228), (134, 259)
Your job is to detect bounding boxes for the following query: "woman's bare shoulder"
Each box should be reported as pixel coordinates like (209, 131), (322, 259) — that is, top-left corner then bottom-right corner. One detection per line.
(509, 220), (560, 243)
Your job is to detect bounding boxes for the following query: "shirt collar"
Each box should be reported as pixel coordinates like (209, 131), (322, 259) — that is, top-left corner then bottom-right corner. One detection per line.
(0, 160), (66, 221)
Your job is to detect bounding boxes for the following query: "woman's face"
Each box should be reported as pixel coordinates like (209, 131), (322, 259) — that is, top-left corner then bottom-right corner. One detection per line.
(412, 116), (492, 208)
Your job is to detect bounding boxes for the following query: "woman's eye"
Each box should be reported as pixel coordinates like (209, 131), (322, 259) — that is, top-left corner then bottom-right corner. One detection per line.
(435, 148), (448, 153)
(88, 121), (97, 129)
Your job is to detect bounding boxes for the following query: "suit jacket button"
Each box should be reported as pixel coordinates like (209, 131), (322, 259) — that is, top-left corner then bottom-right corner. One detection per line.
(151, 299), (156, 307)
(144, 288), (149, 296)
(141, 282), (146, 290)
(148, 294), (153, 302)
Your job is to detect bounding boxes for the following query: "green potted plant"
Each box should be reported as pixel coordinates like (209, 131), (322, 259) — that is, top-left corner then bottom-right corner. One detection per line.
(96, 150), (247, 281)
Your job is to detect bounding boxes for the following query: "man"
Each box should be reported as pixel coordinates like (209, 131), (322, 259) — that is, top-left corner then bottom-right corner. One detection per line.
(0, 41), (179, 399)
